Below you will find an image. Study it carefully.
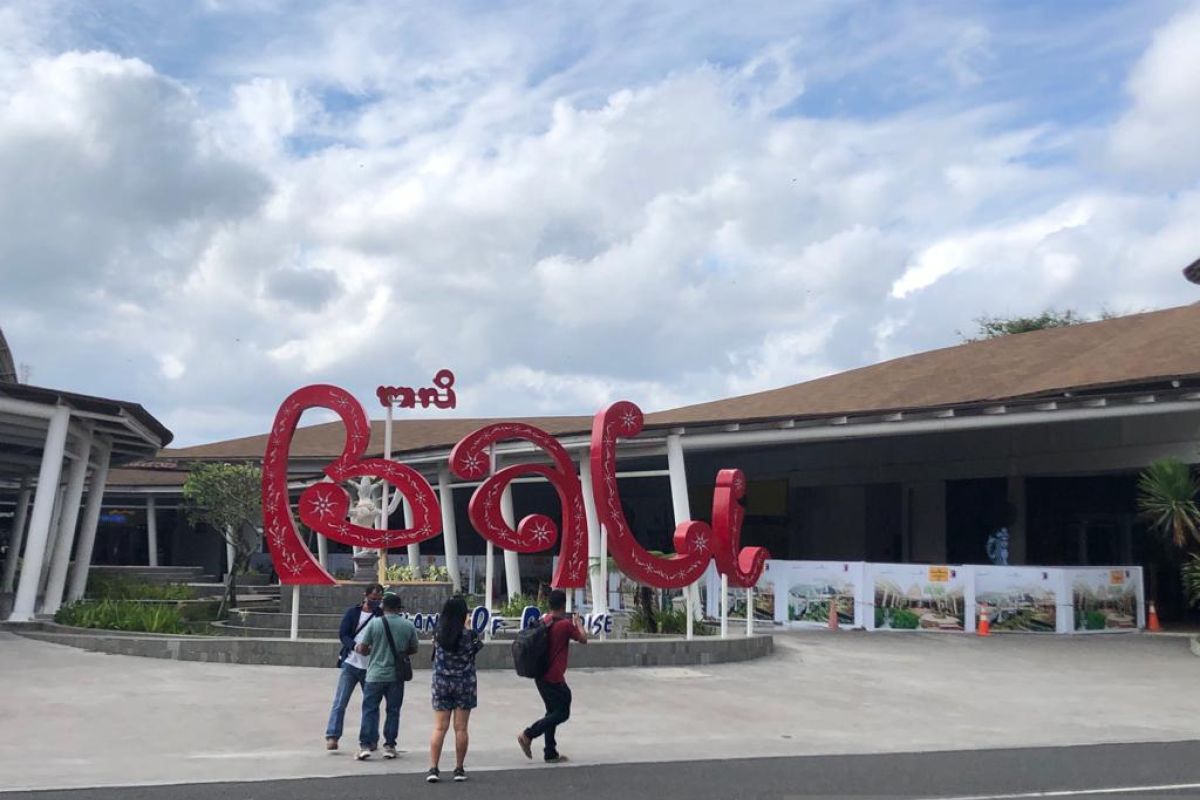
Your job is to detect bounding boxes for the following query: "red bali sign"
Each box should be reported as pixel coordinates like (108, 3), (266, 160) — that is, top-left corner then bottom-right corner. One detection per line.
(261, 385), (768, 589)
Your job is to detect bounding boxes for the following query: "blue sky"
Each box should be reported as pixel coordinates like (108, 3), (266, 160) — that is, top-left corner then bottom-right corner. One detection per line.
(1, 1), (1198, 445)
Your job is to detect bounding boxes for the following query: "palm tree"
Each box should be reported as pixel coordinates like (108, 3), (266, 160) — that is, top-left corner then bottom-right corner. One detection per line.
(1183, 555), (1200, 608)
(1137, 459), (1200, 549)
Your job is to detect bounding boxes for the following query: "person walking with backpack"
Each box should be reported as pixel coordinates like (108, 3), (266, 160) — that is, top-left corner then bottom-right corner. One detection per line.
(426, 595), (484, 783)
(354, 592), (418, 761)
(324, 583), (383, 751)
(517, 589), (587, 763)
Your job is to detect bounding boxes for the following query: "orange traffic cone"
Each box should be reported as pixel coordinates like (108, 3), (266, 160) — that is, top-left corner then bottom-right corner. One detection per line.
(977, 603), (990, 637)
(1148, 601), (1162, 632)
(828, 598), (839, 630)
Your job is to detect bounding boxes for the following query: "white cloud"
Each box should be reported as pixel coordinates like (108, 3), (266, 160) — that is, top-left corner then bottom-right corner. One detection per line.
(0, 1), (1197, 448)
(1109, 2), (1200, 183)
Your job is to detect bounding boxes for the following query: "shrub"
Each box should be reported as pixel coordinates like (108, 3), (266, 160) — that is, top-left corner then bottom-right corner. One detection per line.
(384, 564), (452, 583)
(1084, 610), (1107, 630)
(1184, 554), (1200, 609)
(55, 600), (203, 634)
(498, 593), (546, 617)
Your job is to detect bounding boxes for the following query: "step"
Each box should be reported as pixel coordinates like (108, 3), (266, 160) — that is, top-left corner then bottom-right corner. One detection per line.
(89, 566), (211, 584)
(228, 610), (345, 630)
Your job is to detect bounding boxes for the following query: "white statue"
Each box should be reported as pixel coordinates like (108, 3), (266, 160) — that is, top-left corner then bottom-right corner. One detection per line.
(986, 527), (1010, 566)
(346, 477), (403, 556)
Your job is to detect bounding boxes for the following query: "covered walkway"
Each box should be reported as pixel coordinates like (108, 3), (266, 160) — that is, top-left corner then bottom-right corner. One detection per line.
(0, 328), (171, 621)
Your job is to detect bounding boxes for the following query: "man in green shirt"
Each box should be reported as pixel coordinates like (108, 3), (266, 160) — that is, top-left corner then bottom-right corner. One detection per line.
(353, 592), (418, 760)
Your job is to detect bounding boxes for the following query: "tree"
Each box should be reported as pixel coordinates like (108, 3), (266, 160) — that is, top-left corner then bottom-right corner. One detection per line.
(1138, 458), (1200, 612)
(960, 308), (1119, 342)
(1183, 555), (1200, 609)
(182, 462), (263, 617)
(1137, 459), (1200, 549)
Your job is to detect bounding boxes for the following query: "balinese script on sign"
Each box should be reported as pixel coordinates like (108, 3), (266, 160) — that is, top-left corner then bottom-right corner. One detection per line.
(261, 384), (768, 590)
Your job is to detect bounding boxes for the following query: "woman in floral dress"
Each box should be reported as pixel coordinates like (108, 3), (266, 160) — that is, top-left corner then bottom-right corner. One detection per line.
(426, 595), (484, 783)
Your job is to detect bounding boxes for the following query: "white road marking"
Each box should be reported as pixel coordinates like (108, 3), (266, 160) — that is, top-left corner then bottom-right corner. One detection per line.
(926, 781), (1200, 799)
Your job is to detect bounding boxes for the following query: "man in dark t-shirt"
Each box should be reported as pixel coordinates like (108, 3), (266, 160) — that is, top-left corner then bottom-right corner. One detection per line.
(517, 589), (587, 763)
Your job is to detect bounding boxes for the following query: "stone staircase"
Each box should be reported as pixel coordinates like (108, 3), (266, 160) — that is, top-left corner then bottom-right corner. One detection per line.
(88, 565), (213, 584)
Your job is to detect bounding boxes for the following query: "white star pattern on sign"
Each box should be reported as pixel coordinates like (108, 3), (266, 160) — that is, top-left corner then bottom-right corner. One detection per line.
(692, 531), (709, 553)
(619, 410), (638, 431)
(530, 521), (553, 545)
(461, 452), (484, 474)
(308, 494), (336, 519)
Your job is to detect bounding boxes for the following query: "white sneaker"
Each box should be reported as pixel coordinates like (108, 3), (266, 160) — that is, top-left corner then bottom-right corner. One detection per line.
(355, 748), (372, 761)
(383, 745), (398, 759)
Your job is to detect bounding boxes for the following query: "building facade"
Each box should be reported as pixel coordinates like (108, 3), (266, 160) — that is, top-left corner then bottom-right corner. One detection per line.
(6, 305), (1199, 619)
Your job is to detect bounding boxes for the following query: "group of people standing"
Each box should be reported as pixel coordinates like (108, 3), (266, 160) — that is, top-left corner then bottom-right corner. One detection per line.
(324, 583), (587, 783)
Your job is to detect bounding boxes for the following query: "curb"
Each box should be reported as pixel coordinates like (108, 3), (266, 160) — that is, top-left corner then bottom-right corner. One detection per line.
(7, 620), (774, 670)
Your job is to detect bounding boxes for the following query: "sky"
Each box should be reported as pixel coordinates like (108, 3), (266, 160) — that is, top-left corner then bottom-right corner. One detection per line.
(1, 1), (1198, 447)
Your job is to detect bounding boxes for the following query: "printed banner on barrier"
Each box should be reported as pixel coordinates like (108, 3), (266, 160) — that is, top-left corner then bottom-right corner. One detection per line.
(867, 563), (968, 632)
(771, 561), (864, 628)
(974, 566), (1059, 634)
(1066, 567), (1141, 632)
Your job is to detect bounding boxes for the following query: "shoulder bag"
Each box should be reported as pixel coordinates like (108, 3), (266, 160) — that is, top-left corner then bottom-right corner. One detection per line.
(380, 617), (414, 683)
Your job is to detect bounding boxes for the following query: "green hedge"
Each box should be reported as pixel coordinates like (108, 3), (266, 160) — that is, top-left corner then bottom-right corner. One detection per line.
(55, 600), (213, 634)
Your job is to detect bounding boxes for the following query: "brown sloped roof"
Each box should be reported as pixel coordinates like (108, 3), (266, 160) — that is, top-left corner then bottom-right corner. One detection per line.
(0, 381), (173, 446)
(160, 415), (594, 462)
(124, 303), (1199, 479)
(0, 326), (17, 383)
(645, 303), (1200, 426)
(107, 466), (192, 488)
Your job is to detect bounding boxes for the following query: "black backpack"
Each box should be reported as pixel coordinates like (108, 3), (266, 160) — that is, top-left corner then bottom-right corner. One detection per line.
(512, 617), (561, 678)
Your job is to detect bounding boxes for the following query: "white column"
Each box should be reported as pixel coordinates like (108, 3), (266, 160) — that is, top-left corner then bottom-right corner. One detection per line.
(146, 496), (159, 567)
(404, 496), (420, 568)
(666, 433), (695, 640)
(580, 449), (605, 612)
(1, 476), (32, 594)
(746, 586), (754, 636)
(9, 406), (71, 622)
(379, 402), (393, 584)
(317, 531), (328, 569)
(501, 485), (522, 600)
(40, 484), (67, 592)
(437, 466), (462, 592)
(67, 440), (111, 603)
(43, 427), (95, 614)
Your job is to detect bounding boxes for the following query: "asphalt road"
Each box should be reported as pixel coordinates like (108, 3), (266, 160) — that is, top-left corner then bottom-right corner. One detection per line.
(6, 741), (1200, 800)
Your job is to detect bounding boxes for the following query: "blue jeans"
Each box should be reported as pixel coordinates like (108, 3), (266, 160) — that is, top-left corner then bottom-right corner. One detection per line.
(360, 680), (405, 748)
(325, 663), (367, 739)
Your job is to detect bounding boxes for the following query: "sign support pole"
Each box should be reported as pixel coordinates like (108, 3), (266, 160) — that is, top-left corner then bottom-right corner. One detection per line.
(290, 584), (300, 640)
(484, 444), (496, 641)
(746, 586), (754, 636)
(377, 402), (393, 585)
(720, 573), (728, 638)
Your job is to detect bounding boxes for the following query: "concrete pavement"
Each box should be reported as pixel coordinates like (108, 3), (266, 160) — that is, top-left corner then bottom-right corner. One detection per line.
(1, 629), (1198, 792)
